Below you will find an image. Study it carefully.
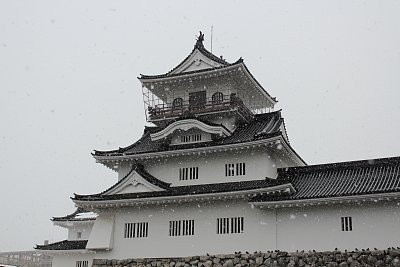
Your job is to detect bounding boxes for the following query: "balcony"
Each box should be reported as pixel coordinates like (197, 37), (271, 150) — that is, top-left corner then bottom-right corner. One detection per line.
(147, 93), (253, 122)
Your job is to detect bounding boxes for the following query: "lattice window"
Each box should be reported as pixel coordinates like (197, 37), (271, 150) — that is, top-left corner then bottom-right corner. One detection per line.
(76, 261), (88, 267)
(225, 163), (246, 176)
(212, 92), (224, 104)
(169, 220), (195, 236)
(217, 217), (244, 234)
(181, 134), (202, 143)
(179, 167), (199, 180)
(172, 98), (183, 109)
(192, 134), (202, 142)
(341, 217), (353, 231)
(124, 222), (149, 238)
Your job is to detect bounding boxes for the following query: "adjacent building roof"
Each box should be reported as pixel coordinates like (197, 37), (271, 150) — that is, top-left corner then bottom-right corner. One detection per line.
(52, 208), (96, 222)
(253, 156), (400, 203)
(35, 240), (87, 251)
(94, 111), (285, 157)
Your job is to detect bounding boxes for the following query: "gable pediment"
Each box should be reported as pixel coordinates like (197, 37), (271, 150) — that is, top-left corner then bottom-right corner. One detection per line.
(170, 49), (225, 75)
(150, 119), (231, 141)
(103, 169), (167, 195)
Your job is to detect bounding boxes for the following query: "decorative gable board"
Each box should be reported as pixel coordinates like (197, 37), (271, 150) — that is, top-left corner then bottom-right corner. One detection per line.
(150, 119), (231, 142)
(170, 50), (224, 74)
(104, 170), (166, 195)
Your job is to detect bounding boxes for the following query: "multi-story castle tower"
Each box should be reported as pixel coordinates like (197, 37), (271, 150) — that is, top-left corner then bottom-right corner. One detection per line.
(36, 32), (400, 267)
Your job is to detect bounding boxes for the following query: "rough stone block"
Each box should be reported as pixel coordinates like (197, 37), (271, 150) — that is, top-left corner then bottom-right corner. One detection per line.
(255, 257), (263, 265)
(213, 258), (220, 264)
(223, 259), (234, 267)
(200, 256), (209, 262)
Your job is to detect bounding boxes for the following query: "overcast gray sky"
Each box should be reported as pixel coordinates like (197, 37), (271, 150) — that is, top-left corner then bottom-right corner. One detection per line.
(1, 0), (400, 252)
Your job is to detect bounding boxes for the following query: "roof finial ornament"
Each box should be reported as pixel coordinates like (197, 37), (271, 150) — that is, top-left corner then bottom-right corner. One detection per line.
(195, 31), (205, 48)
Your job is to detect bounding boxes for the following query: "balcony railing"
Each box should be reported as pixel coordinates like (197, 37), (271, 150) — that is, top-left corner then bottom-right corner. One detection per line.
(148, 93), (253, 121)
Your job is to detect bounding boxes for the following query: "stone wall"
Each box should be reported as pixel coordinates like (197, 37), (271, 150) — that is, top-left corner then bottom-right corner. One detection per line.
(92, 248), (400, 267)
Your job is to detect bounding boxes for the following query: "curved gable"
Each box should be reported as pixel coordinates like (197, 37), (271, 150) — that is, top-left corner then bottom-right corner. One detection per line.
(150, 119), (231, 141)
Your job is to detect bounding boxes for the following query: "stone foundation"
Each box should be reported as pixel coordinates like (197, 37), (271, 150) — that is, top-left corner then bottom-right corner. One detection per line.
(92, 248), (400, 267)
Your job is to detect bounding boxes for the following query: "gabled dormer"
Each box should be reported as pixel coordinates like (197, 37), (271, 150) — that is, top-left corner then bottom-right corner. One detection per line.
(138, 32), (277, 128)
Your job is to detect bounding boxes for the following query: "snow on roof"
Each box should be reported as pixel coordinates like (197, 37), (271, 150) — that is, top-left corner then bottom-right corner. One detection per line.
(74, 211), (97, 220)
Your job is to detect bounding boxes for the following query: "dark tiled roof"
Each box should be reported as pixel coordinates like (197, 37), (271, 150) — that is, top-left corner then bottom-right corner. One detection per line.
(139, 60), (241, 80)
(73, 179), (286, 202)
(139, 34), (230, 80)
(254, 156), (400, 202)
(94, 111), (284, 157)
(35, 240), (87, 250)
(52, 208), (94, 222)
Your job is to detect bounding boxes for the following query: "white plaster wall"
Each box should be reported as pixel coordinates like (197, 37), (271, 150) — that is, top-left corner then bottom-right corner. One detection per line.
(144, 148), (285, 186)
(276, 201), (400, 251)
(52, 254), (95, 267)
(76, 200), (400, 261)
(95, 199), (276, 259)
(67, 222), (94, 241)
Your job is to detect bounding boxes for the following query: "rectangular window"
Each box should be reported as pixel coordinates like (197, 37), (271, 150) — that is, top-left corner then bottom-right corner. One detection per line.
(169, 220), (195, 236)
(225, 163), (245, 176)
(124, 222), (149, 238)
(217, 217), (244, 234)
(77, 232), (82, 240)
(179, 167), (199, 180)
(181, 134), (202, 143)
(76, 261), (88, 267)
(341, 217), (353, 231)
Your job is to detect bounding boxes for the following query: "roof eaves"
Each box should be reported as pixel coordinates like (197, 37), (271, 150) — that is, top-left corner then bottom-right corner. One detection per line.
(52, 207), (88, 222)
(240, 62), (278, 104)
(278, 156), (400, 175)
(250, 191), (400, 207)
(72, 179), (293, 203)
(35, 240), (88, 251)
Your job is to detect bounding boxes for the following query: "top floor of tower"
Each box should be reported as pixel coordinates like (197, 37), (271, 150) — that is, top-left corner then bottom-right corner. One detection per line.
(139, 32), (277, 127)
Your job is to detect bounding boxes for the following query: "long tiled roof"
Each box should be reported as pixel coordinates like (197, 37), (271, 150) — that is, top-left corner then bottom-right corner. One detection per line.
(94, 111), (285, 157)
(35, 240), (87, 250)
(254, 156), (400, 202)
(73, 179), (285, 201)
